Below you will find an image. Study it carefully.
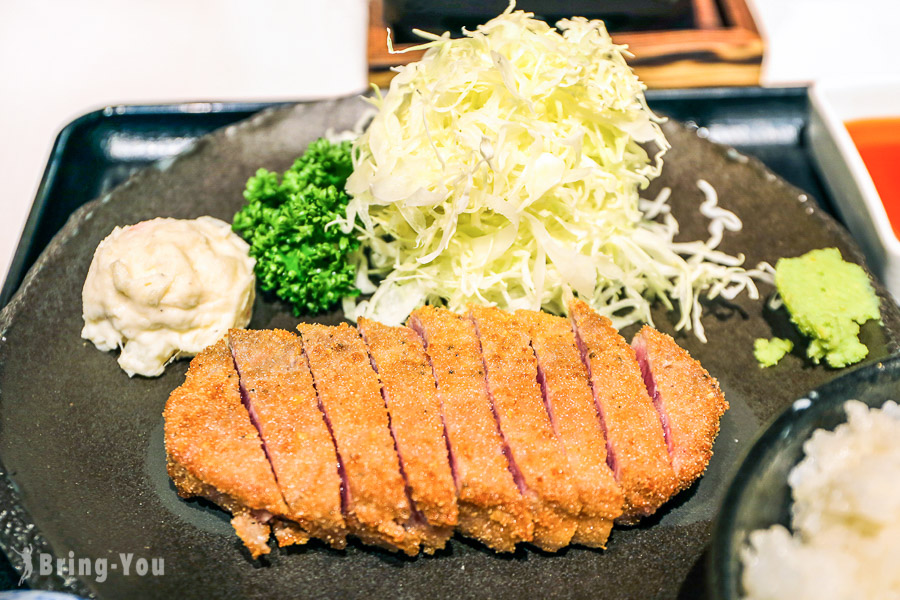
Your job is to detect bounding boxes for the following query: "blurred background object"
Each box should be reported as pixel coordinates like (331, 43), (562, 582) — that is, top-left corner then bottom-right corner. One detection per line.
(369, 0), (764, 89)
(0, 0), (368, 288)
(753, 0), (900, 85)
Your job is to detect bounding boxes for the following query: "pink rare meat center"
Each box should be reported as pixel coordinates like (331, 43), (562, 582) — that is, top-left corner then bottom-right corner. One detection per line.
(299, 345), (350, 516)
(231, 350), (276, 477)
(572, 326), (619, 479)
(360, 328), (426, 525)
(533, 349), (559, 435)
(469, 315), (528, 495)
(632, 338), (674, 455)
(408, 316), (459, 485)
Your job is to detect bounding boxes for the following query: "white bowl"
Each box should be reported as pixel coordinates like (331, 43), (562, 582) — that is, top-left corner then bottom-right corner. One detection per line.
(808, 80), (900, 301)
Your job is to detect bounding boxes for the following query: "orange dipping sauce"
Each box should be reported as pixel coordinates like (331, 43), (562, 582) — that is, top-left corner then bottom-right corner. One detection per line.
(845, 117), (900, 237)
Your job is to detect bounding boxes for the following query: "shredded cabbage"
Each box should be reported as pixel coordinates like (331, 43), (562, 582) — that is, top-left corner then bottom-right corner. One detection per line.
(342, 7), (766, 338)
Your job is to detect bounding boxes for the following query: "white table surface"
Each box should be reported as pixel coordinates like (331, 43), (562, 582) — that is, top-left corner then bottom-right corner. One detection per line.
(1, 0), (898, 297)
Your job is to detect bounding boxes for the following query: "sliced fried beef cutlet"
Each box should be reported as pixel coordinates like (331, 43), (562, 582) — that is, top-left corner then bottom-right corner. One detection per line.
(228, 328), (347, 549)
(470, 305), (582, 552)
(163, 339), (288, 558)
(358, 318), (458, 553)
(632, 326), (729, 492)
(409, 306), (533, 553)
(166, 305), (726, 558)
(568, 299), (678, 524)
(515, 309), (624, 548)
(297, 322), (419, 556)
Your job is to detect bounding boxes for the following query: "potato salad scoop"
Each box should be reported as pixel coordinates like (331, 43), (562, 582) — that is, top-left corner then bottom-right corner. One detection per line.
(81, 216), (255, 377)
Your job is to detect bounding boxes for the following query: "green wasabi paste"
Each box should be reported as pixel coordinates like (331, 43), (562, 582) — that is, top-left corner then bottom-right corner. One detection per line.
(773, 248), (880, 368)
(754, 337), (793, 368)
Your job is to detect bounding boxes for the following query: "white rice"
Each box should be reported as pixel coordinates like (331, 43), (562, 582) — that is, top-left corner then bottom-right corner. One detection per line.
(741, 400), (900, 600)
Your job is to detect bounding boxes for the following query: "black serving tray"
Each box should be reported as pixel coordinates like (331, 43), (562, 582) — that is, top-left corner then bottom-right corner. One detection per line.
(0, 87), (847, 594)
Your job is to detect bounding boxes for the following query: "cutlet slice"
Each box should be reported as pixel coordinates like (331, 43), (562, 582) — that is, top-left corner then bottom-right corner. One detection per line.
(515, 309), (624, 548)
(632, 326), (729, 492)
(228, 329), (347, 549)
(163, 339), (288, 558)
(358, 318), (458, 554)
(408, 306), (532, 553)
(469, 305), (581, 552)
(297, 322), (418, 556)
(568, 299), (678, 524)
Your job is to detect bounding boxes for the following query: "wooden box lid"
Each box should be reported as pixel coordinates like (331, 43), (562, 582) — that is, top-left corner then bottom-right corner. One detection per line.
(368, 0), (764, 89)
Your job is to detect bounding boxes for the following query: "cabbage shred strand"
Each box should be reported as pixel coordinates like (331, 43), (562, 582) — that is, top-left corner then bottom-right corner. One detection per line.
(342, 9), (761, 336)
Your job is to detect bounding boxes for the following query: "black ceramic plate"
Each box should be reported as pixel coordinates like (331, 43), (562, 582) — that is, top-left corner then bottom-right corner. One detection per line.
(708, 355), (900, 599)
(1, 96), (898, 600)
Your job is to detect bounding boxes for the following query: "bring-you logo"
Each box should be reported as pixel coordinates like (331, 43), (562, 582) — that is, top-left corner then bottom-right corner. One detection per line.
(10, 544), (163, 585)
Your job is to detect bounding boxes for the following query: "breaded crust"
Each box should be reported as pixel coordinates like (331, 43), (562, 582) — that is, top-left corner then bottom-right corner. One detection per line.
(568, 299), (678, 524)
(166, 308), (725, 556)
(470, 305), (581, 552)
(163, 339), (287, 558)
(297, 322), (418, 556)
(168, 461), (294, 557)
(409, 306), (533, 553)
(272, 520), (311, 547)
(515, 309), (624, 548)
(358, 318), (458, 553)
(229, 329), (347, 549)
(232, 513), (278, 558)
(632, 326), (729, 492)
